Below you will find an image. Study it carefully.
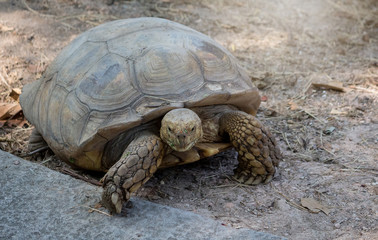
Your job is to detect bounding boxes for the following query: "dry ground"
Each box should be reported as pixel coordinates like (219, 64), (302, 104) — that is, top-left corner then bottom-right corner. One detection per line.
(0, 0), (377, 239)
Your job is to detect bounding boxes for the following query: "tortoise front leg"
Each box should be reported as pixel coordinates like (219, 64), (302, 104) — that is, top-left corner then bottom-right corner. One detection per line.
(219, 111), (281, 185)
(102, 131), (166, 214)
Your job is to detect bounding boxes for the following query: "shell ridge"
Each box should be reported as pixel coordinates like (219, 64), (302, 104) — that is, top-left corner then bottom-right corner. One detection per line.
(37, 75), (56, 137)
(109, 26), (171, 42)
(131, 60), (143, 94)
(187, 49), (205, 80)
(78, 108), (92, 147)
(72, 52), (110, 90)
(53, 40), (88, 77)
(58, 87), (71, 149)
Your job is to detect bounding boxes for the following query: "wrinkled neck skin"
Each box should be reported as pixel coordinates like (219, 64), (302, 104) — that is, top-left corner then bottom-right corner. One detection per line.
(160, 108), (203, 152)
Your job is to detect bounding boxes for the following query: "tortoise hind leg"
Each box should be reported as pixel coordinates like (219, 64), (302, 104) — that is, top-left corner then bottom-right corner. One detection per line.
(28, 129), (49, 153)
(102, 130), (166, 214)
(219, 111), (281, 185)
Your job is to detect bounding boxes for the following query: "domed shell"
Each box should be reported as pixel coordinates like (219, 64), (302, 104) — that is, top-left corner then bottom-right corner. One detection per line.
(20, 17), (260, 170)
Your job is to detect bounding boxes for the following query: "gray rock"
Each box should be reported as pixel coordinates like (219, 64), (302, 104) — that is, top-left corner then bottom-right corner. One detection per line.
(0, 150), (285, 240)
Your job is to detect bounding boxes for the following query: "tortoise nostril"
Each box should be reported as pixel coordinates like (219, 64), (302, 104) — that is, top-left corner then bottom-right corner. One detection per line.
(177, 134), (186, 139)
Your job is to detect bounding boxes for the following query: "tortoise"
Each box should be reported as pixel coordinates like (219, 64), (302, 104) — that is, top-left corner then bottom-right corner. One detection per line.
(20, 17), (281, 214)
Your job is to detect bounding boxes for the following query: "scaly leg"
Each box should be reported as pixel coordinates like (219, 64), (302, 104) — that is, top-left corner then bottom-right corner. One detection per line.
(28, 129), (49, 152)
(102, 131), (166, 214)
(219, 111), (281, 185)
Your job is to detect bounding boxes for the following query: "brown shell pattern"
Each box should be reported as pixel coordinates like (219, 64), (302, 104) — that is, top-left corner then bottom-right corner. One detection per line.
(20, 18), (260, 167)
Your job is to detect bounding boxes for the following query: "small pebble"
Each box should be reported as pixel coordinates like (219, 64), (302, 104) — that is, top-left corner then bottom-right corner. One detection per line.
(13, 160), (20, 165)
(274, 199), (291, 211)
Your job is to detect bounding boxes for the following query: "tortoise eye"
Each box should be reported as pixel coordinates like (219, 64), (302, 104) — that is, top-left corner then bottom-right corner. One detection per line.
(191, 127), (195, 132)
(168, 127), (172, 132)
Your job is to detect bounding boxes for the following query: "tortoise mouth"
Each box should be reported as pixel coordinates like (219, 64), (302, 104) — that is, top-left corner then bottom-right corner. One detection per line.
(160, 108), (203, 152)
(169, 140), (196, 152)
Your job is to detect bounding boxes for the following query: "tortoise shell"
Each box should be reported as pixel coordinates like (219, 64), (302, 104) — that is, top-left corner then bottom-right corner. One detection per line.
(20, 17), (260, 170)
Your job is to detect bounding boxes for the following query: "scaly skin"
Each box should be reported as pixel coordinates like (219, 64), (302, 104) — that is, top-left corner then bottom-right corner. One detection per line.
(219, 111), (281, 185)
(102, 131), (165, 214)
(101, 108), (281, 214)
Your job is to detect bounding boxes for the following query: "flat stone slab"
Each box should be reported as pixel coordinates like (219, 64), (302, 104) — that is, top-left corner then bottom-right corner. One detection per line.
(0, 150), (284, 240)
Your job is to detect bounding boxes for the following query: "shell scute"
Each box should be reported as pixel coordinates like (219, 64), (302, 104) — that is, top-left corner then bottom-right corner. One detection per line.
(56, 41), (108, 90)
(76, 54), (140, 112)
(20, 18), (260, 170)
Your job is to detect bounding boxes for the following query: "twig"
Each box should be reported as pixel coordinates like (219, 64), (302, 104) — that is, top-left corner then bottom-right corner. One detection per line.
(271, 183), (313, 212)
(296, 135), (304, 149)
(60, 167), (102, 186)
(21, 0), (55, 18)
(58, 21), (75, 30)
(301, 153), (318, 162)
(301, 109), (326, 124)
(349, 85), (378, 94)
(294, 78), (313, 99)
(282, 132), (294, 152)
(80, 205), (112, 217)
(27, 146), (50, 155)
(39, 156), (53, 165)
(21, 0), (76, 29)
(320, 131), (336, 156)
(339, 165), (378, 175)
(359, 135), (378, 150)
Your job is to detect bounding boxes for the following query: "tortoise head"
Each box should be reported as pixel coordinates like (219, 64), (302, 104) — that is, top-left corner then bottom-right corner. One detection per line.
(160, 109), (203, 152)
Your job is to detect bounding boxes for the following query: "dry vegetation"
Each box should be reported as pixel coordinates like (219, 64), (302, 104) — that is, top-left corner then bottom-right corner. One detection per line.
(0, 0), (377, 239)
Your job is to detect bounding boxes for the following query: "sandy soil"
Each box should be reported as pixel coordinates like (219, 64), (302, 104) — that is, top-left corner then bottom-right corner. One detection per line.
(0, 0), (377, 239)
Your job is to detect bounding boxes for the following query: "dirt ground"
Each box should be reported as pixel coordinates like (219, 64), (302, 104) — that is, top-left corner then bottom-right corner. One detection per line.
(0, 0), (377, 239)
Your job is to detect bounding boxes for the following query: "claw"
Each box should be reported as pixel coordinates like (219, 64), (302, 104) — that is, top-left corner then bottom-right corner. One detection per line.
(111, 192), (123, 213)
(111, 192), (119, 205)
(237, 176), (245, 182)
(251, 176), (263, 185)
(102, 183), (123, 214)
(263, 175), (273, 184)
(115, 200), (123, 214)
(244, 176), (255, 185)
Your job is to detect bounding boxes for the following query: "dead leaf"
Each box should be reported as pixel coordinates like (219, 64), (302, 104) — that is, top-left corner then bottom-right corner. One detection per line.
(312, 80), (346, 92)
(6, 118), (28, 128)
(300, 198), (330, 215)
(288, 101), (299, 110)
(309, 73), (346, 92)
(0, 102), (27, 127)
(0, 23), (14, 32)
(0, 103), (21, 120)
(9, 88), (22, 101)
